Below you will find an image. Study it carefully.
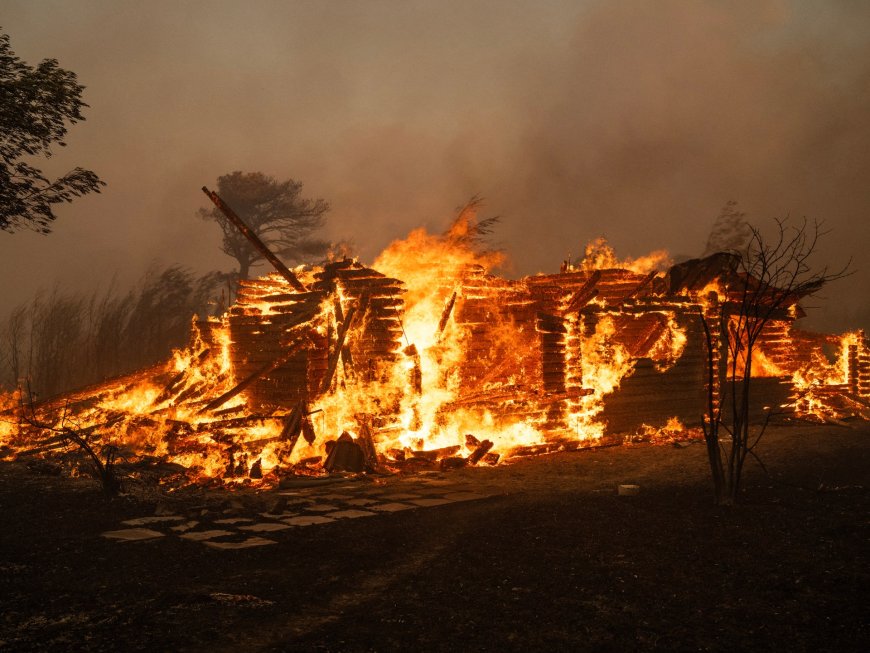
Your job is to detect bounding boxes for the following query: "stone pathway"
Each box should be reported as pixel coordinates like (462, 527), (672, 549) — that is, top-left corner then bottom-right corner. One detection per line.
(102, 479), (493, 549)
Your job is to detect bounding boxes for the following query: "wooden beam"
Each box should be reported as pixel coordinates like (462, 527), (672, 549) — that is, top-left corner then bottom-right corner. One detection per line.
(279, 399), (306, 454)
(320, 305), (358, 394)
(198, 332), (312, 413)
(356, 418), (379, 469)
(562, 270), (602, 315)
(202, 186), (307, 292)
(436, 291), (458, 338)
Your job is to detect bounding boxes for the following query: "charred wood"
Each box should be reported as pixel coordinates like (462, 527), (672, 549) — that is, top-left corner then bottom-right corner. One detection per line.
(201, 332), (313, 413)
(356, 418), (379, 469)
(467, 439), (494, 465)
(439, 456), (467, 470)
(194, 415), (280, 431)
(437, 291), (458, 337)
(279, 399), (307, 455)
(562, 270), (602, 314)
(409, 445), (461, 461)
(320, 305), (358, 394)
(324, 432), (365, 473)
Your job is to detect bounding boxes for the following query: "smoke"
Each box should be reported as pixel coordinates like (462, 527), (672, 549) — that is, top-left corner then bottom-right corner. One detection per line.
(1, 0), (869, 333)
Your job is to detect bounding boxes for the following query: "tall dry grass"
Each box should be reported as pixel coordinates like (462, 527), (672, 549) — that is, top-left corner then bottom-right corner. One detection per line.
(0, 265), (226, 399)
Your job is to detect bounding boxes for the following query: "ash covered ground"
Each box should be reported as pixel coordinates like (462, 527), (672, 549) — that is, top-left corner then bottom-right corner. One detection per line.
(0, 423), (867, 652)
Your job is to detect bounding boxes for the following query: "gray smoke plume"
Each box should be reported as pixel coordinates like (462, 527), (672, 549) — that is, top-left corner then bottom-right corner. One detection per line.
(1, 1), (868, 333)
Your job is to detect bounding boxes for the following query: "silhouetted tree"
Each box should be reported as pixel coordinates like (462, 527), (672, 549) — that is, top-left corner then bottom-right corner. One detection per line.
(0, 30), (104, 233)
(698, 218), (849, 505)
(199, 171), (329, 280)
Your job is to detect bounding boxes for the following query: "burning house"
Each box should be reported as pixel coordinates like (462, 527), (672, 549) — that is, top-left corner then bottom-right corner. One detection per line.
(1, 194), (868, 487)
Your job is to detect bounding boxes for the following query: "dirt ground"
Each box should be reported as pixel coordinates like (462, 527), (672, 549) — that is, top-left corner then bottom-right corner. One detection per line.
(0, 422), (867, 652)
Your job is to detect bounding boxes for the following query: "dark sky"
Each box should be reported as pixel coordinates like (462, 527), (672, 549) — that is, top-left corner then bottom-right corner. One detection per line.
(3, 0), (869, 332)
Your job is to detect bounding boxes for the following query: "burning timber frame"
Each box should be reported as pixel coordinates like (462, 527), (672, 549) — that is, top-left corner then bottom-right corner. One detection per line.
(193, 251), (870, 438)
(2, 192), (869, 481)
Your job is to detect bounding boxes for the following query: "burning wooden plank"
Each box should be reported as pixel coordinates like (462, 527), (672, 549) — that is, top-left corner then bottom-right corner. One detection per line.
(436, 290), (458, 338)
(562, 270), (602, 314)
(200, 331), (314, 413)
(356, 418), (379, 469)
(467, 439), (494, 465)
(320, 305), (358, 394)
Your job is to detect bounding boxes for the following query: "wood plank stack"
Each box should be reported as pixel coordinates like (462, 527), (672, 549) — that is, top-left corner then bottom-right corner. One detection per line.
(859, 333), (870, 399)
(310, 259), (406, 384)
(527, 269), (658, 311)
(454, 267), (539, 392)
(597, 308), (708, 432)
(228, 274), (327, 410)
(225, 261), (409, 408)
(753, 319), (796, 374)
(834, 331), (868, 400)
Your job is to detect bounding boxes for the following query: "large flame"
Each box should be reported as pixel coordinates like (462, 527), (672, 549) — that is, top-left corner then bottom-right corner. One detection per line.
(1, 222), (865, 486)
(567, 237), (672, 274)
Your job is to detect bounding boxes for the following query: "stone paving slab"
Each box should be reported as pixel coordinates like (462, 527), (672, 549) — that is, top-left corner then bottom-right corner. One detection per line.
(324, 509), (377, 519)
(443, 492), (489, 501)
(103, 483), (496, 549)
(239, 522), (292, 533)
(283, 515), (336, 526)
(344, 498), (377, 506)
(258, 511), (300, 520)
(409, 497), (456, 507)
(303, 503), (339, 512)
(367, 502), (415, 512)
(102, 528), (165, 541)
(214, 517), (254, 525)
(180, 529), (234, 541)
(204, 536), (277, 550)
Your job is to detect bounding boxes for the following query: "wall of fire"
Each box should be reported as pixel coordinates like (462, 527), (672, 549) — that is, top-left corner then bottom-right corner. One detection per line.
(197, 261), (870, 439)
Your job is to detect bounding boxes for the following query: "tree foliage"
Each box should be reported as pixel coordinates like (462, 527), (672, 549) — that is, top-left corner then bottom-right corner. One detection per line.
(0, 30), (104, 233)
(199, 171), (329, 280)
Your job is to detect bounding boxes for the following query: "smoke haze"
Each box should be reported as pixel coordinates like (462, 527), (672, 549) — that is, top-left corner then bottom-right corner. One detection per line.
(2, 0), (869, 332)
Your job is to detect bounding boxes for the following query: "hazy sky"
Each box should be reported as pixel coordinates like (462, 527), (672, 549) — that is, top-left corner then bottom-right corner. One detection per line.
(2, 0), (869, 332)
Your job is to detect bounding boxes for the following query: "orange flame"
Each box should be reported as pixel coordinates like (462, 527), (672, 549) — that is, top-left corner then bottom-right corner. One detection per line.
(1, 227), (863, 484)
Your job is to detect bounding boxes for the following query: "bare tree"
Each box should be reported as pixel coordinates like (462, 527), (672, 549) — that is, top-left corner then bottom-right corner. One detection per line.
(1, 305), (27, 385)
(698, 218), (849, 505)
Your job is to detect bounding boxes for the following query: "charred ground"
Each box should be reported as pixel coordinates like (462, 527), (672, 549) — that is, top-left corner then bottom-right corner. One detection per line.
(0, 423), (867, 652)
